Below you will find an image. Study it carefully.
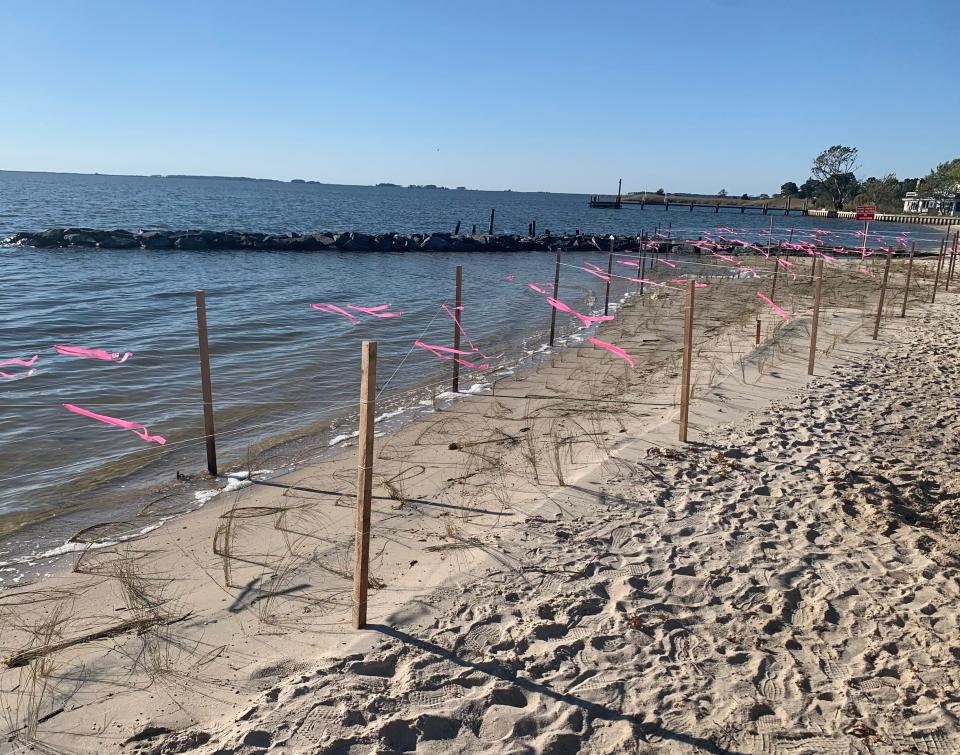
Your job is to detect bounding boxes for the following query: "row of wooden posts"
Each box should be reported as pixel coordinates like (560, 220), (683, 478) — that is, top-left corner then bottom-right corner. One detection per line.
(189, 228), (957, 629)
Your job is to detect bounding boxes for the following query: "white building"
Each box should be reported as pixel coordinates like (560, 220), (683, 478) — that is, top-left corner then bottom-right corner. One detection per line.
(902, 190), (960, 216)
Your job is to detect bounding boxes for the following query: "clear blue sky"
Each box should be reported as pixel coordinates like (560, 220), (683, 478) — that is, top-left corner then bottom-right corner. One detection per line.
(1, 0), (956, 194)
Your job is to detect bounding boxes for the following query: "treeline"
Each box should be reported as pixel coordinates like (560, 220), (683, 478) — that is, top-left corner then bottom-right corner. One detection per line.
(778, 146), (959, 213)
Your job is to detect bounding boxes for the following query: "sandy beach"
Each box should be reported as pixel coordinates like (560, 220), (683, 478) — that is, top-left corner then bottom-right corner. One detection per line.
(3, 250), (960, 754)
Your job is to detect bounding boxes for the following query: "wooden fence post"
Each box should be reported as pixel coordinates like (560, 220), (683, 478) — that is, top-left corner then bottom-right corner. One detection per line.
(488, 209), (495, 235)
(194, 290), (217, 477)
(452, 265), (463, 392)
(549, 248), (561, 346)
(931, 238), (946, 303)
(872, 247), (893, 340)
(947, 235), (958, 291)
(755, 318), (761, 346)
(807, 259), (824, 376)
(901, 242), (915, 318)
(604, 236), (614, 316)
(770, 252), (780, 302)
(352, 340), (377, 630)
(679, 280), (695, 442)
(637, 235), (646, 296)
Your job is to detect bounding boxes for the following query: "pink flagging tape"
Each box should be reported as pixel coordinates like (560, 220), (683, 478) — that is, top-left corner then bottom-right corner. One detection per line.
(1, 369), (37, 381)
(545, 297), (614, 327)
(505, 275), (514, 282)
(528, 283), (550, 295)
(310, 303), (361, 324)
(0, 355), (38, 368)
(757, 291), (789, 321)
(413, 341), (489, 370)
(656, 259), (678, 269)
(858, 266), (876, 278)
(346, 304), (403, 318)
(63, 403), (167, 444)
(588, 337), (635, 367)
(55, 344), (132, 363)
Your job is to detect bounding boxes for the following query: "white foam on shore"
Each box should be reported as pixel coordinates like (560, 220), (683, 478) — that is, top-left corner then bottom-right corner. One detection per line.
(192, 469), (273, 504)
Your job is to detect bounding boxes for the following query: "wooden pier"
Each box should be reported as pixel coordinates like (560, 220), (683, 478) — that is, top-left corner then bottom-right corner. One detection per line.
(589, 195), (808, 216)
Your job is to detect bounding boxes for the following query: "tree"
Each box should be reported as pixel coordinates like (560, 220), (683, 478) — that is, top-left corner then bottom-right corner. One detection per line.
(798, 179), (821, 200)
(717, 189), (728, 197)
(853, 174), (902, 213)
(915, 159), (960, 214)
(655, 188), (665, 196)
(810, 145), (860, 210)
(780, 181), (799, 197)
(740, 193), (749, 200)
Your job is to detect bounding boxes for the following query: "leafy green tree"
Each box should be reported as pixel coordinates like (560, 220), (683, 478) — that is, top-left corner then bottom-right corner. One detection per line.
(740, 193), (749, 200)
(718, 189), (728, 197)
(810, 145), (860, 209)
(853, 174), (903, 213)
(780, 181), (799, 197)
(655, 188), (665, 196)
(923, 159), (960, 193)
(798, 179), (821, 199)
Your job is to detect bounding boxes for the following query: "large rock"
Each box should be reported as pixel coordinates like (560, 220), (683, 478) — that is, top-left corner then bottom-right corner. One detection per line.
(137, 231), (174, 249)
(174, 233), (210, 250)
(420, 234), (450, 251)
(336, 232), (375, 251)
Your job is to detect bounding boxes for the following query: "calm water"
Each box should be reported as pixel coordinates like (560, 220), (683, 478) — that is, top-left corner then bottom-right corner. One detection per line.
(0, 171), (948, 581)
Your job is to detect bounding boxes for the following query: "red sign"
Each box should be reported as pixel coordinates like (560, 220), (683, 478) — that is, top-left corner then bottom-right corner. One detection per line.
(856, 205), (876, 221)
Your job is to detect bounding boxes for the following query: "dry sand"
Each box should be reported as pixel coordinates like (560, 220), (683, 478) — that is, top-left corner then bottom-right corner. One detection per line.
(2, 254), (960, 754)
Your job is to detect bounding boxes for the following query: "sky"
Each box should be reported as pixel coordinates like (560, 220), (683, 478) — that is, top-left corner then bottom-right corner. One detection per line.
(0, 0), (957, 194)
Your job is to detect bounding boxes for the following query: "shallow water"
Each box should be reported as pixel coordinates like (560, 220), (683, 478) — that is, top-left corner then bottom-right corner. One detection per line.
(0, 170), (947, 581)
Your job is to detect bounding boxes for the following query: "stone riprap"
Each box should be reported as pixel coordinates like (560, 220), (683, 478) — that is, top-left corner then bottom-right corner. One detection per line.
(3, 228), (674, 253)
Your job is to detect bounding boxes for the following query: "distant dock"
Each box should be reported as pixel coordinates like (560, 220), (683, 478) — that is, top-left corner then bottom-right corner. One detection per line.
(589, 195), (809, 216)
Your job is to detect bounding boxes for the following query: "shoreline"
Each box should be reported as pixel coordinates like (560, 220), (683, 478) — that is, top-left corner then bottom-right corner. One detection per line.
(4, 255), (950, 752)
(0, 277), (622, 585)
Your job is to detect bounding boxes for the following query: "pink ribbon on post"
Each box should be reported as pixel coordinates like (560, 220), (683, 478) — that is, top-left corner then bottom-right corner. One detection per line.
(63, 403), (167, 444)
(55, 344), (132, 363)
(757, 291), (789, 321)
(588, 337), (635, 367)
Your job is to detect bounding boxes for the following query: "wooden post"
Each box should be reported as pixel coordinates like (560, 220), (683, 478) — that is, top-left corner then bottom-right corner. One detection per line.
(901, 242), (915, 318)
(931, 238), (946, 303)
(532, 220), (536, 237)
(770, 252), (780, 302)
(807, 259), (824, 376)
(947, 236), (957, 291)
(454, 220), (461, 235)
(603, 236), (614, 316)
(872, 247), (893, 340)
(678, 280), (695, 443)
(637, 234), (645, 295)
(352, 340), (377, 630)
(194, 290), (217, 477)
(452, 265), (462, 392)
(488, 208), (495, 235)
(861, 220), (869, 257)
(549, 248), (561, 346)
(755, 318), (761, 346)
